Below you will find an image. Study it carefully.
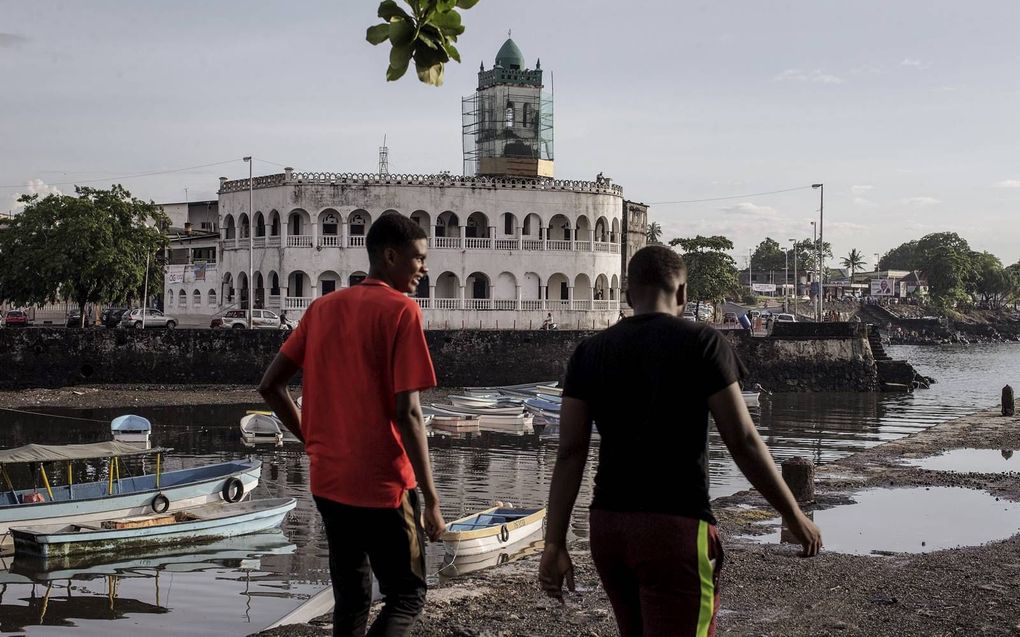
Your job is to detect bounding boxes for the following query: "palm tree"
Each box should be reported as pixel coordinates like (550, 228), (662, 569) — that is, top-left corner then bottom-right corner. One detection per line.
(841, 248), (866, 283)
(645, 221), (663, 245)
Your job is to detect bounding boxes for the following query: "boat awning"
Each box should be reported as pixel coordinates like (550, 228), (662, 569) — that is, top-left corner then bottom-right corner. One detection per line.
(0, 442), (166, 464)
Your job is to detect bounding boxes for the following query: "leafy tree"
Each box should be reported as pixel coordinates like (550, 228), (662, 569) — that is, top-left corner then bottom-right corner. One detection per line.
(790, 238), (831, 274)
(668, 235), (740, 318)
(751, 237), (786, 273)
(879, 240), (919, 271)
(366, 0), (479, 86)
(645, 221), (663, 245)
(840, 248), (866, 281)
(913, 232), (974, 306)
(0, 185), (169, 327)
(969, 251), (1017, 309)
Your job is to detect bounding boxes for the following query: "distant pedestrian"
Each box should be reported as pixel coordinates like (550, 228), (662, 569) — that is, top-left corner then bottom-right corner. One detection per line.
(259, 214), (444, 636)
(540, 246), (821, 636)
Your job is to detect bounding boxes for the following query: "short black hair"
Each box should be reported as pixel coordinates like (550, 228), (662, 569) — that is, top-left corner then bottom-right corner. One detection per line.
(627, 245), (687, 294)
(366, 213), (427, 262)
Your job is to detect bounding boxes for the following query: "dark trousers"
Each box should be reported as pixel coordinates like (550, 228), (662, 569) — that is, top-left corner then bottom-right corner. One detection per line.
(314, 491), (427, 637)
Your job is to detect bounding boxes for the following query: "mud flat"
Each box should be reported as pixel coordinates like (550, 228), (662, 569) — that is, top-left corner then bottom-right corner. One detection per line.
(254, 407), (1020, 637)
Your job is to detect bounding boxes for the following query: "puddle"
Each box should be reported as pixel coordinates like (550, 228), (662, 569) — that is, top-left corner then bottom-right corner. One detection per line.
(902, 448), (1019, 473)
(744, 487), (1020, 555)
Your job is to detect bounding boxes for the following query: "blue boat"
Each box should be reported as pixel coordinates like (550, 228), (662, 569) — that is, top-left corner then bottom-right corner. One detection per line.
(11, 497), (296, 558)
(0, 441), (261, 550)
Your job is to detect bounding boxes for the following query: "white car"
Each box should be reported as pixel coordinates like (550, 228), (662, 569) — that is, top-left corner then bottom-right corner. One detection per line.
(120, 308), (176, 329)
(212, 309), (288, 330)
(774, 313), (797, 322)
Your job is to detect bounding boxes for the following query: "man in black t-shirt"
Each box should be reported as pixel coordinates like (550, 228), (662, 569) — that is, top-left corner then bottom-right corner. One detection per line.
(539, 245), (821, 637)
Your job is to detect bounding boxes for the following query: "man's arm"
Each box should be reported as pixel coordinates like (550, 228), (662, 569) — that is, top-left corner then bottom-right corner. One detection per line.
(257, 353), (304, 444)
(539, 396), (593, 600)
(709, 382), (822, 556)
(394, 390), (445, 541)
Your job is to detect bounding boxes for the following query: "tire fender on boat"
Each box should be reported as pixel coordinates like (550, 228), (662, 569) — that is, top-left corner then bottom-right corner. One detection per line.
(151, 492), (170, 514)
(498, 524), (510, 543)
(222, 477), (245, 503)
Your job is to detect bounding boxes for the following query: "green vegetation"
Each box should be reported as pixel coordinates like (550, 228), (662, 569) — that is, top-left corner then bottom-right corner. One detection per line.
(645, 221), (662, 245)
(0, 186), (169, 327)
(366, 0), (479, 86)
(841, 249), (866, 282)
(668, 235), (740, 315)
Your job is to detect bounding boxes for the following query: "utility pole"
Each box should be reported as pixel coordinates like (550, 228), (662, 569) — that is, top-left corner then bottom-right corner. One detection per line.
(790, 239), (798, 317)
(243, 157), (254, 329)
(813, 183), (824, 321)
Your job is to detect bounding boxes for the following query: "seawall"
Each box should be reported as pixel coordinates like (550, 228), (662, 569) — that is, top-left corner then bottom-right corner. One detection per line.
(0, 324), (885, 391)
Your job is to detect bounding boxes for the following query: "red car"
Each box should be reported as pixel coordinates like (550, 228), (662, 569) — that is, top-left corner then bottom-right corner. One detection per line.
(3, 310), (30, 327)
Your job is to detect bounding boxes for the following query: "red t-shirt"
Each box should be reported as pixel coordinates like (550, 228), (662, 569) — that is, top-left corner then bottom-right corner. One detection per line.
(280, 278), (437, 508)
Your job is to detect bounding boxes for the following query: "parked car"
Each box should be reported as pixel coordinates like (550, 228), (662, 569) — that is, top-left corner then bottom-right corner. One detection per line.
(66, 309), (87, 328)
(101, 307), (130, 329)
(723, 312), (738, 324)
(120, 308), (176, 329)
(3, 310), (30, 327)
(211, 309), (286, 330)
(774, 313), (797, 323)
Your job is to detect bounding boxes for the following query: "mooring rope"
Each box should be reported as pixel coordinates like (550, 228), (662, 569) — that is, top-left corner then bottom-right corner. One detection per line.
(0, 405), (112, 424)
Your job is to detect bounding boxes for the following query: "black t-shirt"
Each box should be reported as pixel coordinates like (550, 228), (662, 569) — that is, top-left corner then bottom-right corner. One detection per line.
(562, 312), (746, 523)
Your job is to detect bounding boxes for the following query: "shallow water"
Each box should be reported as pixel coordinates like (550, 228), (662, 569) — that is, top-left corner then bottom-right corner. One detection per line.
(744, 487), (1020, 555)
(0, 342), (1017, 634)
(903, 448), (1020, 473)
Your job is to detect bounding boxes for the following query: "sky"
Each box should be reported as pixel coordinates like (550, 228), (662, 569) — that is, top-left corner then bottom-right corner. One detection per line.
(2, 0), (1019, 269)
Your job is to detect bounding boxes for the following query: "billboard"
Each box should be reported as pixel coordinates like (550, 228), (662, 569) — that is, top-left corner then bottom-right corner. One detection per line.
(167, 263), (219, 285)
(751, 283), (777, 293)
(870, 278), (895, 296)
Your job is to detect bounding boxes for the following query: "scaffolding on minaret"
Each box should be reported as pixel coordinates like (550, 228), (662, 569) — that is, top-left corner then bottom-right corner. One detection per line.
(378, 135), (390, 175)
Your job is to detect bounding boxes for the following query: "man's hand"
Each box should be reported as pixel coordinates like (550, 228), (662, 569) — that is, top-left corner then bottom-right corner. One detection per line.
(538, 542), (575, 603)
(785, 512), (822, 557)
(423, 500), (446, 542)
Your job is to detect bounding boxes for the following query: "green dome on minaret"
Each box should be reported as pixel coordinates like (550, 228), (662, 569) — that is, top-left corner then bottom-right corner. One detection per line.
(495, 38), (525, 70)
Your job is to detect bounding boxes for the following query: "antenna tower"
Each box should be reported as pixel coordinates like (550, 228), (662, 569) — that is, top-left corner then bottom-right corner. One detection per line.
(378, 135), (390, 175)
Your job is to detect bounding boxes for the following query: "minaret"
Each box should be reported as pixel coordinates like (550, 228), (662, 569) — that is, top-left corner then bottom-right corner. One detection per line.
(462, 37), (554, 178)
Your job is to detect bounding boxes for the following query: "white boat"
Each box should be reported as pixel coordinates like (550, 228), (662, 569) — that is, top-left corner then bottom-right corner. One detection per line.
(441, 505), (546, 557)
(430, 404), (525, 417)
(534, 385), (563, 396)
(0, 442), (261, 550)
(476, 413), (534, 435)
(438, 528), (544, 578)
(742, 391), (761, 407)
(11, 497), (296, 558)
(430, 416), (480, 435)
(240, 413), (284, 447)
(449, 395), (500, 408)
(110, 415), (152, 447)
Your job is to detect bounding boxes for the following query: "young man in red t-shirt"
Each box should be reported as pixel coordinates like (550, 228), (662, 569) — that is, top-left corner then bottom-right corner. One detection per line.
(259, 213), (444, 636)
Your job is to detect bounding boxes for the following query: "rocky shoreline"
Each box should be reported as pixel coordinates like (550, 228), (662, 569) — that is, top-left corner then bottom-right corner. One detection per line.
(253, 406), (1020, 637)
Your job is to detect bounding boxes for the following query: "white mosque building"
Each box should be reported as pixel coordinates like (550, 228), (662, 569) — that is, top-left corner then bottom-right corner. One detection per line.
(165, 38), (647, 328)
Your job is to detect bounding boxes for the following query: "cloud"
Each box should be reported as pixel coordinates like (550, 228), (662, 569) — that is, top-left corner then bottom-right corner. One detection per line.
(853, 197), (878, 208)
(993, 179), (1020, 188)
(850, 64), (884, 75)
(850, 184), (873, 196)
(719, 202), (780, 218)
(900, 196), (941, 207)
(774, 69), (844, 84)
(7, 179), (64, 212)
(0, 33), (28, 48)
(900, 58), (930, 70)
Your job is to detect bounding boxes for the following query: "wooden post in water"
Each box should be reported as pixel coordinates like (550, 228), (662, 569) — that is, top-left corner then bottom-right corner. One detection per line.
(1003, 385), (1015, 417)
(781, 456), (815, 503)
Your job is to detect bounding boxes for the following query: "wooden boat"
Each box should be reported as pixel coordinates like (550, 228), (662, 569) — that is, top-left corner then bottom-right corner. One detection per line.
(475, 413), (534, 435)
(441, 505), (546, 557)
(11, 498), (296, 558)
(438, 527), (544, 578)
(240, 413), (284, 447)
(430, 416), (480, 434)
(429, 404), (525, 417)
(742, 391), (760, 407)
(449, 395), (500, 409)
(0, 442), (261, 549)
(110, 415), (152, 447)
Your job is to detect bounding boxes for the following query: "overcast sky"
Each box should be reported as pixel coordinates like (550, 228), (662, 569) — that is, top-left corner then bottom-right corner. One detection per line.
(3, 1), (1018, 268)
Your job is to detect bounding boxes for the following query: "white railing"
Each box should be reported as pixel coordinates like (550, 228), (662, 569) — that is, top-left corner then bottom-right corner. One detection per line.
(522, 239), (543, 251)
(252, 236), (266, 248)
(546, 240), (571, 251)
(267, 235), (281, 248)
(593, 299), (611, 311)
(594, 241), (613, 253)
(494, 239), (516, 251)
(287, 235), (313, 248)
(464, 298), (493, 310)
(414, 298), (432, 310)
(521, 299), (543, 311)
(347, 235), (366, 247)
(433, 236), (462, 249)
(573, 299), (592, 311)
(493, 299), (517, 311)
(548, 300), (571, 311)
(319, 235), (341, 247)
(285, 296), (312, 310)
(465, 237), (492, 249)
(434, 298), (462, 310)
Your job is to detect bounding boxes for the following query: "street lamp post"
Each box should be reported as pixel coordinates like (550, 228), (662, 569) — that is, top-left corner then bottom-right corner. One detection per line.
(812, 183), (824, 321)
(811, 221), (817, 321)
(243, 156), (254, 329)
(789, 238), (797, 316)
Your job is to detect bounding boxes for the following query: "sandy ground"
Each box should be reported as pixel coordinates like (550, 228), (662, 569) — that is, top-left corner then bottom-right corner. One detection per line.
(4, 386), (1019, 635)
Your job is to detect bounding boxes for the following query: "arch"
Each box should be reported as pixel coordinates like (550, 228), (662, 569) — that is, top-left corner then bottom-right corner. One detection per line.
(319, 209), (341, 237)
(436, 271), (460, 298)
(595, 216), (610, 242)
(348, 270), (367, 287)
(288, 208), (311, 237)
(574, 273), (593, 300)
(254, 212), (266, 237)
(410, 210), (432, 236)
(224, 214), (236, 240)
(521, 213), (541, 237)
(466, 271), (490, 299)
(610, 274), (620, 300)
(208, 288), (217, 307)
(575, 215), (592, 241)
(192, 289), (203, 307)
(611, 217), (621, 241)
(465, 212), (489, 239)
(500, 212), (518, 237)
(348, 209), (371, 236)
(547, 273), (569, 300)
(414, 274), (430, 299)
(238, 213), (250, 239)
(236, 271), (249, 305)
(222, 272), (234, 303)
(288, 270), (311, 297)
(269, 271), (281, 295)
(268, 210), (281, 236)
(381, 208), (401, 217)
(166, 289), (175, 308)
(178, 289), (188, 308)
(522, 272), (542, 300)
(547, 214), (571, 241)
(495, 271), (517, 299)
(318, 270), (341, 296)
(594, 274), (610, 301)
(436, 210), (459, 238)
(253, 272), (265, 308)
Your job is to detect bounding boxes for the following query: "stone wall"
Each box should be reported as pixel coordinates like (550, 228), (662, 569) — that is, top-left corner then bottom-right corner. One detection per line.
(0, 326), (882, 392)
